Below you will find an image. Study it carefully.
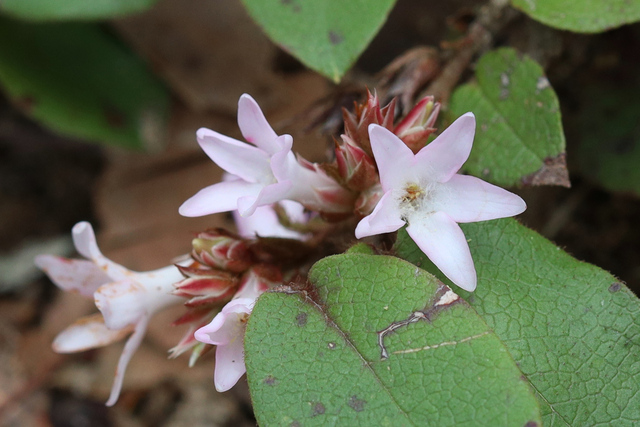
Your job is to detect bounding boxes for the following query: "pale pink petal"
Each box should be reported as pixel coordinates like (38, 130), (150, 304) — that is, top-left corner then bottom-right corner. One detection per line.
(434, 174), (527, 223)
(368, 125), (416, 191)
(72, 222), (130, 281)
(106, 316), (149, 407)
(414, 113), (476, 183)
(194, 298), (253, 346)
(237, 181), (292, 217)
(197, 128), (271, 182)
(34, 255), (109, 298)
(234, 204), (305, 240)
(355, 191), (405, 238)
(234, 272), (268, 301)
(53, 314), (132, 353)
(95, 277), (182, 331)
(179, 179), (263, 217)
(94, 279), (143, 330)
(406, 211), (477, 292)
(213, 334), (246, 392)
(237, 94), (281, 154)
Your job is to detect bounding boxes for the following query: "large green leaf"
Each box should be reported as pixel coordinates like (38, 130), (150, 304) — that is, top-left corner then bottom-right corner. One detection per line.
(395, 219), (640, 426)
(449, 48), (568, 188)
(0, 0), (159, 21)
(240, 0), (397, 82)
(576, 83), (640, 196)
(512, 0), (640, 33)
(245, 253), (542, 426)
(0, 18), (168, 150)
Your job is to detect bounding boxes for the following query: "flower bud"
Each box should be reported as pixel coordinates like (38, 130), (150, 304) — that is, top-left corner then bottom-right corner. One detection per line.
(173, 265), (238, 307)
(394, 96), (441, 153)
(191, 229), (253, 273)
(335, 135), (379, 191)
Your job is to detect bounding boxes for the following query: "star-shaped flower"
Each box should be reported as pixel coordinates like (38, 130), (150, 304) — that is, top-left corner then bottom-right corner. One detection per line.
(194, 267), (271, 392)
(356, 113), (526, 292)
(179, 94), (352, 218)
(35, 222), (184, 406)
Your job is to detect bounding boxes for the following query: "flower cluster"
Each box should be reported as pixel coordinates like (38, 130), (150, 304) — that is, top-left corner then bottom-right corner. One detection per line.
(37, 90), (525, 405)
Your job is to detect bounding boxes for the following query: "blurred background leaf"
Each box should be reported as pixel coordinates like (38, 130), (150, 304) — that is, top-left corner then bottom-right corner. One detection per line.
(449, 48), (568, 188)
(512, 0), (640, 33)
(0, 0), (160, 21)
(240, 0), (397, 82)
(0, 17), (169, 150)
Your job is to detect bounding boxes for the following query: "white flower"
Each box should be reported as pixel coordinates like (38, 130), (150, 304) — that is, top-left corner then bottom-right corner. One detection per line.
(356, 113), (526, 292)
(35, 222), (183, 406)
(179, 94), (352, 218)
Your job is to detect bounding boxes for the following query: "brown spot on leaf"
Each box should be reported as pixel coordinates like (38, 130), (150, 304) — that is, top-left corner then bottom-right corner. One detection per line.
(263, 375), (277, 386)
(521, 152), (571, 188)
(311, 402), (325, 417)
(609, 282), (622, 293)
(328, 31), (344, 45)
(289, 422), (301, 427)
(296, 311), (308, 326)
(348, 395), (366, 412)
(524, 422), (539, 427)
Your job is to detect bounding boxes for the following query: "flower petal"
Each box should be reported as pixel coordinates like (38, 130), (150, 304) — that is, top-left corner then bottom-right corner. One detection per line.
(72, 222), (130, 281)
(179, 179), (263, 217)
(213, 333), (247, 392)
(368, 124), (415, 191)
(53, 314), (132, 353)
(237, 181), (293, 217)
(194, 298), (253, 346)
(105, 315), (149, 406)
(406, 211), (477, 292)
(237, 94), (282, 155)
(197, 128), (272, 183)
(34, 255), (109, 298)
(434, 174), (527, 223)
(355, 190), (405, 238)
(414, 112), (476, 183)
(234, 204), (306, 240)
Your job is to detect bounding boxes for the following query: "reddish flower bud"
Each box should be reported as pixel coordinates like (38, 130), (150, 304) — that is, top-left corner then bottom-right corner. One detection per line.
(394, 96), (441, 153)
(343, 90), (396, 157)
(191, 229), (253, 273)
(173, 265), (238, 307)
(335, 135), (379, 191)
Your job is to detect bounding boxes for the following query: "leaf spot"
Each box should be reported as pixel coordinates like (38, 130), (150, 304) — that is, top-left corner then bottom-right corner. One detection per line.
(347, 395), (366, 412)
(263, 375), (277, 386)
(536, 76), (550, 92)
(328, 30), (344, 45)
(524, 422), (539, 427)
(434, 289), (459, 307)
(296, 311), (308, 326)
(609, 282), (622, 293)
(311, 402), (325, 417)
(393, 331), (490, 355)
(328, 342), (337, 349)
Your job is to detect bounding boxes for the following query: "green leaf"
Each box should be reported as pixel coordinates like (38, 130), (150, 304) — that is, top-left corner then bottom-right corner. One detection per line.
(395, 219), (640, 426)
(245, 254), (542, 426)
(512, 0), (640, 33)
(576, 83), (640, 196)
(0, 18), (169, 150)
(0, 0), (160, 21)
(240, 0), (397, 82)
(449, 48), (568, 188)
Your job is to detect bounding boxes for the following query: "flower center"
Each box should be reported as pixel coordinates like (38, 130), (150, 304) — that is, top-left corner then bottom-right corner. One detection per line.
(398, 182), (435, 221)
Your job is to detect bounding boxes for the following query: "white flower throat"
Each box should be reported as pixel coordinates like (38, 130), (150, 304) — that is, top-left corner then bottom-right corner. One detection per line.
(398, 181), (437, 221)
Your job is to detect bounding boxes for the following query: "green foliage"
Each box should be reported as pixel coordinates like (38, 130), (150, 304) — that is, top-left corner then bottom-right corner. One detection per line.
(0, 0), (159, 21)
(245, 254), (542, 426)
(512, 0), (640, 33)
(449, 48), (567, 187)
(0, 18), (169, 150)
(240, 0), (397, 82)
(576, 83), (640, 196)
(395, 219), (640, 426)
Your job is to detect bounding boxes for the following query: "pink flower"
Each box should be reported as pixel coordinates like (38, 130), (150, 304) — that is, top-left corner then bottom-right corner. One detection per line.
(35, 222), (184, 406)
(194, 268), (271, 392)
(356, 113), (526, 292)
(234, 200), (309, 240)
(179, 94), (352, 218)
